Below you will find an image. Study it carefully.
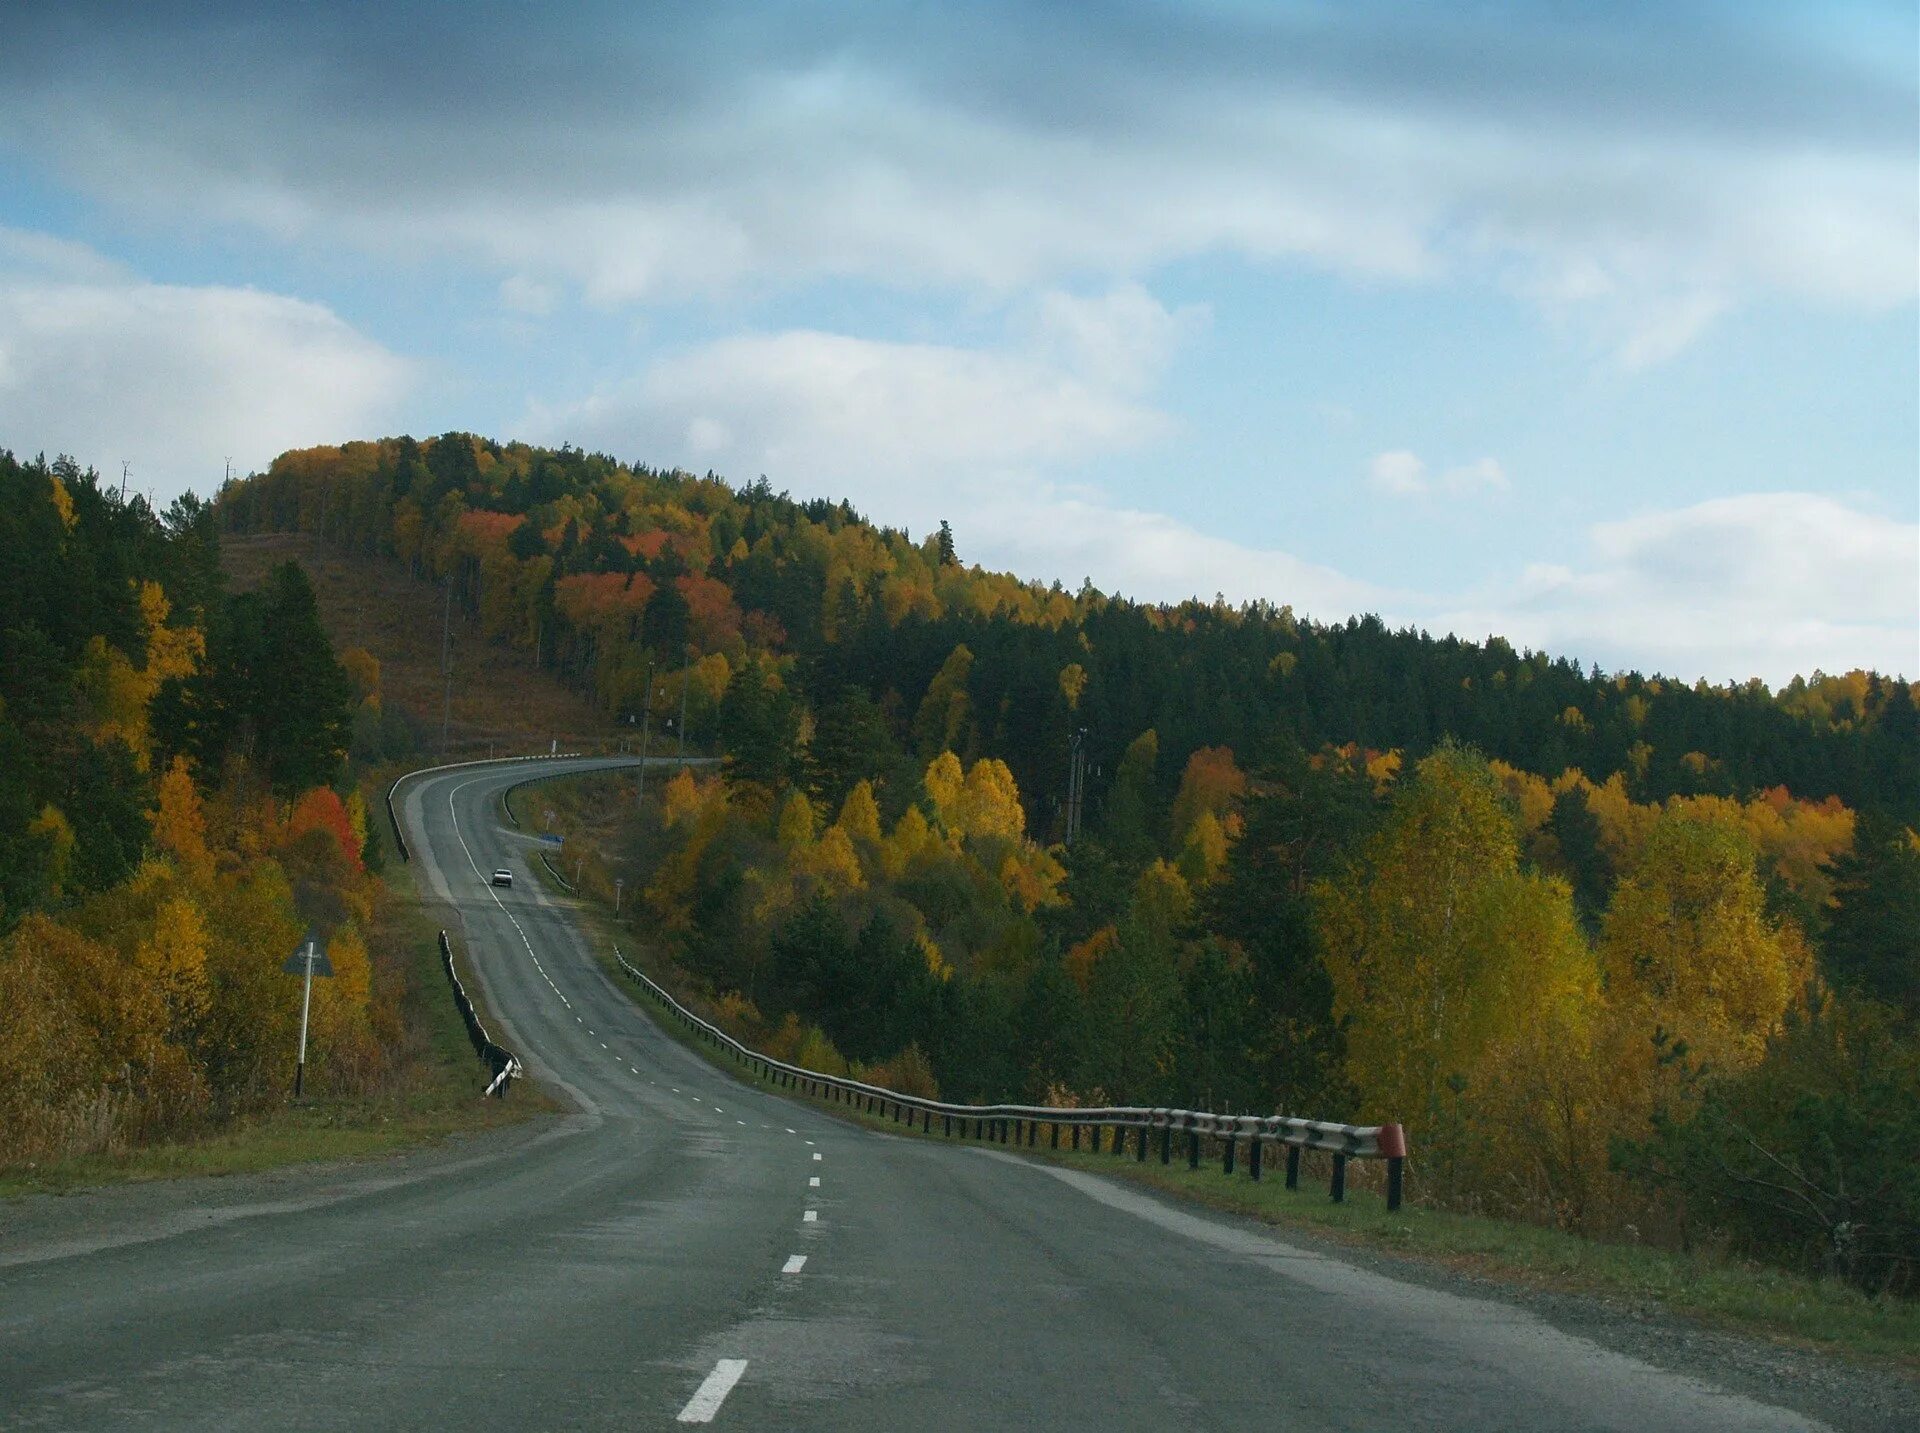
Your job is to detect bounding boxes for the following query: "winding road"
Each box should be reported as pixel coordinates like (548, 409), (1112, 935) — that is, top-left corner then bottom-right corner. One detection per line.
(0, 757), (1849, 1430)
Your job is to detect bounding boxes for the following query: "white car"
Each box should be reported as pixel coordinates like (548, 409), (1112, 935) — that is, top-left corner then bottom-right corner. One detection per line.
(490, 868), (513, 888)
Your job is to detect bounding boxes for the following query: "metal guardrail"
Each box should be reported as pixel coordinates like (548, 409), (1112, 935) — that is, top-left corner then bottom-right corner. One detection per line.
(611, 946), (1409, 1210)
(385, 751), (595, 863)
(439, 929), (523, 1097)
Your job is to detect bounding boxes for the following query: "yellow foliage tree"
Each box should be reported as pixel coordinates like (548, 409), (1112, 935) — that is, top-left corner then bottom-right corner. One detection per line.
(660, 769), (702, 827)
(134, 891), (211, 1037)
(835, 780), (883, 845)
(923, 751), (965, 829)
(1058, 662), (1088, 710)
(1175, 808), (1229, 886)
(958, 758), (1025, 841)
(882, 805), (938, 881)
(800, 825), (866, 894)
(1600, 813), (1813, 1082)
(1315, 746), (1597, 1130)
(150, 757), (213, 882)
(776, 789), (816, 850)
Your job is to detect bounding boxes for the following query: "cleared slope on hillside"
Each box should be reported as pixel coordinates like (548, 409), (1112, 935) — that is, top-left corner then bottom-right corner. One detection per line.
(223, 532), (619, 754)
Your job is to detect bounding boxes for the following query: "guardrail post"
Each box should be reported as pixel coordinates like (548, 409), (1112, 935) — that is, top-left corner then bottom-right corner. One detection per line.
(1248, 1137), (1263, 1182)
(1377, 1123), (1407, 1211)
(1223, 1136), (1237, 1175)
(1159, 1124), (1171, 1165)
(1050, 1122), (1060, 1149)
(943, 1114), (952, 1136)
(1071, 1124), (1081, 1151)
(1330, 1153), (1347, 1203)
(1136, 1125), (1148, 1161)
(1285, 1145), (1300, 1189)
(1188, 1129), (1200, 1169)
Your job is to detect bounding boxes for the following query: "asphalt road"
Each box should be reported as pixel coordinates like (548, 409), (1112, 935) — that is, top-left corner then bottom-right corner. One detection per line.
(0, 757), (1849, 1430)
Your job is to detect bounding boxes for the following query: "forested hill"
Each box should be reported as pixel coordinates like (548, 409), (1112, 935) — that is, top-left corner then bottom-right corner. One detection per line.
(217, 434), (1918, 830)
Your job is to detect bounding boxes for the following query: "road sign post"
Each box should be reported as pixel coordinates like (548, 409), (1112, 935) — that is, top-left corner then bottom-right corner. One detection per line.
(283, 931), (334, 1096)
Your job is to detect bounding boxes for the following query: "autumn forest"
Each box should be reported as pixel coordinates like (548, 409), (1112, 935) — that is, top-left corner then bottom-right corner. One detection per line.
(3, 435), (1915, 1295)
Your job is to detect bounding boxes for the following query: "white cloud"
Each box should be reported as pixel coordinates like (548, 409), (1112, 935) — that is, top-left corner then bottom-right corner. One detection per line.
(1370, 450), (1508, 497)
(1432, 493), (1919, 683)
(1029, 284), (1211, 393)
(0, 236), (412, 503)
(1370, 449), (1428, 494)
(525, 290), (1199, 516)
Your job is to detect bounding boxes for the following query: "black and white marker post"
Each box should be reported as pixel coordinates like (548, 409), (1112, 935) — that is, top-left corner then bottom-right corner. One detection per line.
(283, 930), (334, 1097)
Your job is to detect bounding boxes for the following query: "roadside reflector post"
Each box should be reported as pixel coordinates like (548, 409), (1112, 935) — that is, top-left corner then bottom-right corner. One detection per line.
(1377, 1123), (1409, 1212)
(1331, 1154), (1348, 1203)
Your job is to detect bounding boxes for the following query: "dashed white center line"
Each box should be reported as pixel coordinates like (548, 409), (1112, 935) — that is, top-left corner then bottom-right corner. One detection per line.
(808, 1176), (820, 1188)
(599, 1042), (608, 1050)
(677, 1359), (749, 1424)
(784, 1128), (796, 1135)
(737, 1120), (747, 1126)
(811, 1152), (822, 1161)
(804, 1140), (815, 1146)
(803, 1210), (817, 1223)
(781, 1255), (807, 1274)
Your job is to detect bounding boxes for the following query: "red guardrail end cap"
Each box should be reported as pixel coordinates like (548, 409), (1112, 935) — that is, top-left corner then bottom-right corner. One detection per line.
(1377, 1122), (1408, 1158)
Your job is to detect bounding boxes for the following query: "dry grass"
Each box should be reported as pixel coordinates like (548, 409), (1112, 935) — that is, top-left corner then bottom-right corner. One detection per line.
(222, 532), (620, 752)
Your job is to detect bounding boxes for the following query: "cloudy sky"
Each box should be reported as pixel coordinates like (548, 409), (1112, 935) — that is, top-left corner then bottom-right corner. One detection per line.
(1, 1), (1913, 683)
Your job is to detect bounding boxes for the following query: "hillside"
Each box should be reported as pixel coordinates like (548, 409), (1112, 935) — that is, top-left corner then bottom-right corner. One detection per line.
(217, 436), (1919, 835)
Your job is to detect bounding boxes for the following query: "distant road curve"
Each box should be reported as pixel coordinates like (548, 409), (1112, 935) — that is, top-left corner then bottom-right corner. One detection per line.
(0, 757), (1844, 1431)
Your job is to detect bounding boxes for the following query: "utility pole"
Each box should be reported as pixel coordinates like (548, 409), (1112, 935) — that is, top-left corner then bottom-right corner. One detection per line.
(439, 579), (455, 753)
(119, 461), (130, 504)
(1065, 728), (1088, 846)
(676, 649), (691, 769)
(635, 659), (656, 805)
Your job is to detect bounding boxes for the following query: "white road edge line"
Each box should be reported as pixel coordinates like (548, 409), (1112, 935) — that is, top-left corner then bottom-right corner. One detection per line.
(803, 1210), (817, 1222)
(812, 1152), (822, 1161)
(808, 1176), (820, 1187)
(677, 1358), (749, 1424)
(782, 1255), (807, 1274)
